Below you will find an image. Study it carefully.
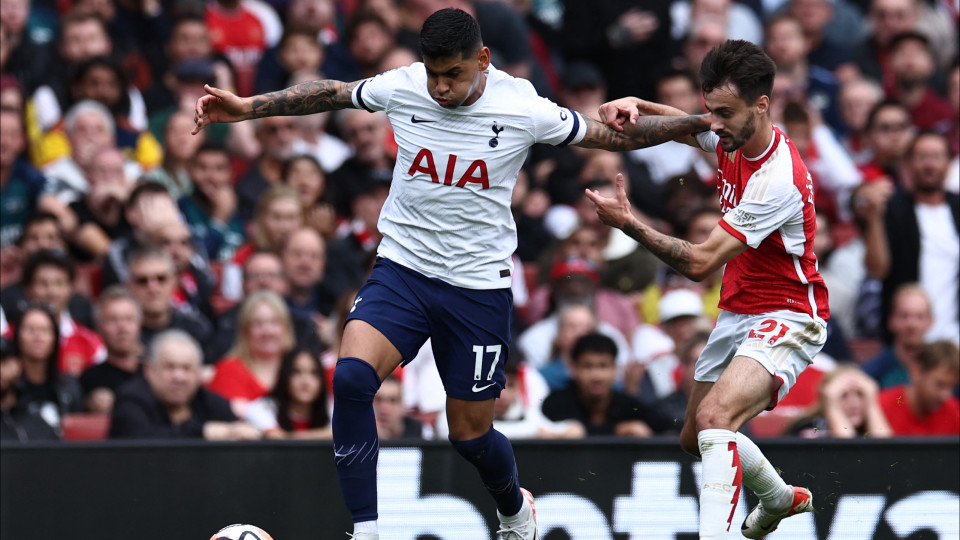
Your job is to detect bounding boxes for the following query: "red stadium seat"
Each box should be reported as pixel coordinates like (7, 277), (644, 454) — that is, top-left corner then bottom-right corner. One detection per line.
(61, 413), (111, 441)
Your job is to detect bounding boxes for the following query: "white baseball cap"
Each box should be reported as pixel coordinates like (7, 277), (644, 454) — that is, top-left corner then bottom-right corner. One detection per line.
(659, 289), (704, 323)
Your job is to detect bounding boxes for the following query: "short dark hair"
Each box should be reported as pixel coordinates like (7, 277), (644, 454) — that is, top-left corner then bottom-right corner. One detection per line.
(17, 211), (62, 246)
(656, 68), (698, 95)
(865, 99), (910, 131)
(571, 332), (618, 363)
(347, 11), (391, 44)
(419, 8), (482, 60)
(22, 249), (75, 287)
(905, 130), (950, 159)
(193, 141), (230, 162)
(888, 31), (931, 53)
(699, 40), (776, 105)
(916, 340), (960, 374)
(125, 181), (171, 211)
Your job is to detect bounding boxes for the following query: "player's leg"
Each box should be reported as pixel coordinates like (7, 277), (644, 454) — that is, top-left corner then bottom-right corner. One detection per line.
(679, 380), (714, 457)
(333, 320), (404, 537)
(694, 355), (774, 539)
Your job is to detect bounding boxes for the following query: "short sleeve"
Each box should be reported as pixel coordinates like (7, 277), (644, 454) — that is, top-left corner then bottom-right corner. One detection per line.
(351, 67), (410, 113)
(720, 166), (804, 248)
(696, 131), (720, 152)
(528, 96), (585, 147)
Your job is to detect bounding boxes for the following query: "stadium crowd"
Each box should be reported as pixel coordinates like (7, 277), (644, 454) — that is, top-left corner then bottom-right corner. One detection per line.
(0, 0), (957, 443)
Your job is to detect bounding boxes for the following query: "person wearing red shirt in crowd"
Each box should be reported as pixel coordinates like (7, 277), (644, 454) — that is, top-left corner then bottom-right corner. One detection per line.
(879, 340), (960, 436)
(21, 250), (104, 376)
(886, 32), (954, 132)
(207, 290), (295, 417)
(858, 100), (914, 184)
(205, 0), (280, 97)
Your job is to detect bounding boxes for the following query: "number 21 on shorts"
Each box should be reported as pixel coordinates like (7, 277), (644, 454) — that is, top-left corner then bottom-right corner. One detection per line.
(472, 344), (502, 385)
(748, 319), (790, 345)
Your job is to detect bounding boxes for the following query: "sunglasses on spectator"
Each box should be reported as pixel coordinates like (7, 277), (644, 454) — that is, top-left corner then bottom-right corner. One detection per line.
(873, 122), (911, 133)
(133, 273), (171, 285)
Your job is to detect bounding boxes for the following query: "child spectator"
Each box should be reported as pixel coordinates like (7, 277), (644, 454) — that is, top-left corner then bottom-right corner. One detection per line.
(787, 365), (893, 438)
(244, 348), (331, 439)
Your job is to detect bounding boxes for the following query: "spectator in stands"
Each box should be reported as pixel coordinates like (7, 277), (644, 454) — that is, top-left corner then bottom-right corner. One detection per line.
(787, 365), (893, 438)
(858, 100), (914, 184)
(789, 0), (853, 72)
(0, 337), (58, 441)
(863, 284), (933, 388)
(491, 355), (586, 439)
(765, 16), (843, 132)
(178, 143), (245, 264)
(243, 348), (331, 439)
(854, 0), (919, 84)
(205, 0), (281, 98)
(0, 0), (51, 93)
(651, 331), (711, 432)
(678, 16), (727, 76)
(869, 131), (959, 343)
(62, 147), (132, 260)
(672, 0), (764, 46)
(255, 25), (325, 95)
(208, 290), (294, 416)
(126, 247), (213, 361)
(629, 69), (713, 181)
(838, 78), (884, 163)
(887, 32), (954, 131)
(0, 108), (45, 259)
(12, 304), (83, 432)
(328, 109), (394, 216)
(144, 110), (205, 199)
(220, 185), (304, 302)
(346, 11), (396, 80)
(102, 181), (182, 286)
(1, 215), (96, 328)
(209, 251), (323, 363)
(142, 15), (220, 114)
(537, 304), (603, 391)
(374, 374), (426, 440)
(286, 70), (353, 174)
(946, 60), (959, 161)
(236, 116), (298, 221)
(281, 227), (338, 335)
(109, 330), (261, 439)
(543, 333), (669, 437)
(324, 179), (386, 296)
(80, 286), (142, 414)
(878, 340), (960, 435)
(282, 154), (336, 241)
(20, 250), (104, 376)
(147, 219), (217, 324)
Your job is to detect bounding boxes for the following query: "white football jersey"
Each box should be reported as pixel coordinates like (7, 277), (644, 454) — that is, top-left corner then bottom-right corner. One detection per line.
(351, 63), (586, 289)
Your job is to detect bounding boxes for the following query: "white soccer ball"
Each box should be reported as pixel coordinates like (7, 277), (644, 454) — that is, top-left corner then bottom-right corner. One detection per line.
(209, 523), (275, 540)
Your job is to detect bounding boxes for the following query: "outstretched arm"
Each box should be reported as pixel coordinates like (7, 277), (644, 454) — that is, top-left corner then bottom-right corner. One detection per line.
(598, 96), (704, 148)
(193, 80), (360, 134)
(575, 112), (709, 151)
(585, 174), (747, 281)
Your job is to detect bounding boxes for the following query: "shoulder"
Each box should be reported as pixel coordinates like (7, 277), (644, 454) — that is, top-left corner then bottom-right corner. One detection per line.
(878, 385), (906, 404)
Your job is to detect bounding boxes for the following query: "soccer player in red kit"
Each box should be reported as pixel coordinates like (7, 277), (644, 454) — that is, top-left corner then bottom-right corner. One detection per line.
(588, 40), (829, 539)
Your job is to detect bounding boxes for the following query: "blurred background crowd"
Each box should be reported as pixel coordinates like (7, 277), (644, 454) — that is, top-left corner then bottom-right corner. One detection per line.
(0, 0), (957, 444)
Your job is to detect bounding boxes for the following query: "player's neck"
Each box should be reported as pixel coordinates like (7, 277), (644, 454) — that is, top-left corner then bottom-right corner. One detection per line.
(461, 71), (488, 108)
(741, 121), (774, 160)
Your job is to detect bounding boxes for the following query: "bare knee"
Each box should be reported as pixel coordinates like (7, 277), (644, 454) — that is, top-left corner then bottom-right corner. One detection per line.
(695, 404), (734, 432)
(446, 398), (495, 441)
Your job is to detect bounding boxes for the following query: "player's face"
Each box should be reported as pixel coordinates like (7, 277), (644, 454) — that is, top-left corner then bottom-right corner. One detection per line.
(704, 83), (768, 152)
(422, 47), (490, 109)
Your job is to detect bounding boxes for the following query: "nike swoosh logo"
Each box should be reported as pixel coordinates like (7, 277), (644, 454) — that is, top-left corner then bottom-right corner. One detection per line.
(472, 383), (496, 392)
(411, 115), (435, 123)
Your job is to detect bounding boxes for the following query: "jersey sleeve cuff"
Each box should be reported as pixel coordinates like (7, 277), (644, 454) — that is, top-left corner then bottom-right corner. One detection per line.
(558, 110), (585, 147)
(719, 217), (748, 245)
(353, 80), (373, 112)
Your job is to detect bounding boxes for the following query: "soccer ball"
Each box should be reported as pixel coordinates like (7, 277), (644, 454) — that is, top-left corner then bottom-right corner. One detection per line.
(209, 523), (274, 540)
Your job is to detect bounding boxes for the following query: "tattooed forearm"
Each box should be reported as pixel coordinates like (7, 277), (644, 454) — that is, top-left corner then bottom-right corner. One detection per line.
(578, 114), (710, 151)
(249, 80), (360, 118)
(622, 220), (696, 278)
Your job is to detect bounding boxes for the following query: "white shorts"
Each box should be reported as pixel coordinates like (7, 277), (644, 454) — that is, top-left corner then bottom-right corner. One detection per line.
(694, 310), (828, 409)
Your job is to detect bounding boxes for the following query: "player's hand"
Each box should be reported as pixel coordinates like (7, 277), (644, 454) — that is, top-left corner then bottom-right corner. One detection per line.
(193, 84), (250, 134)
(584, 173), (634, 230)
(598, 97), (641, 132)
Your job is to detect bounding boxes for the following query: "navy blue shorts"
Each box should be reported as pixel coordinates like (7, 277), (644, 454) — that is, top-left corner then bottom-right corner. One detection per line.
(345, 257), (512, 401)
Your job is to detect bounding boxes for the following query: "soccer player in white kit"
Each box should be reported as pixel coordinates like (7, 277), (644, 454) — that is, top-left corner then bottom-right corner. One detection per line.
(194, 8), (710, 539)
(588, 40), (828, 539)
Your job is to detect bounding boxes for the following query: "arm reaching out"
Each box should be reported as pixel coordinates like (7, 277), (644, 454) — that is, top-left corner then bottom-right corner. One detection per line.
(585, 174), (746, 281)
(193, 80), (360, 134)
(576, 113), (709, 151)
(598, 96), (704, 148)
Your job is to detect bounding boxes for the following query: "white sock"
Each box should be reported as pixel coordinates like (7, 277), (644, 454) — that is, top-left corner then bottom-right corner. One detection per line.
(736, 432), (793, 511)
(698, 429), (742, 539)
(499, 496), (531, 525)
(353, 520), (378, 535)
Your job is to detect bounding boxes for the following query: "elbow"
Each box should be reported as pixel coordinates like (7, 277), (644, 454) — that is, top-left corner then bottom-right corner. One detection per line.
(684, 259), (715, 282)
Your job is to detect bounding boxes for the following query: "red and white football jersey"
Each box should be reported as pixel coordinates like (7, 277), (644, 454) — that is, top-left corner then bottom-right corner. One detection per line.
(696, 126), (830, 320)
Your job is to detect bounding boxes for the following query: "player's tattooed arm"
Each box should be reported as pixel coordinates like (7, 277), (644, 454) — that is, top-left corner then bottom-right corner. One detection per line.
(576, 114), (710, 151)
(621, 220), (695, 276)
(249, 80), (360, 118)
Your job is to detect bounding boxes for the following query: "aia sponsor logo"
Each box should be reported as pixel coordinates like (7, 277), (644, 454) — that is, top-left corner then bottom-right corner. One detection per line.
(408, 148), (490, 189)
